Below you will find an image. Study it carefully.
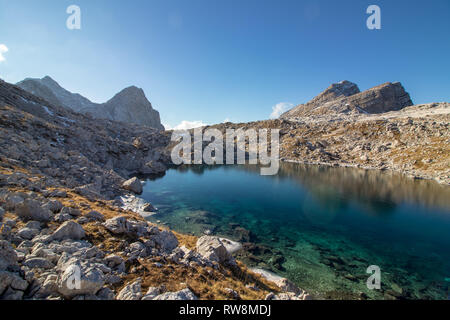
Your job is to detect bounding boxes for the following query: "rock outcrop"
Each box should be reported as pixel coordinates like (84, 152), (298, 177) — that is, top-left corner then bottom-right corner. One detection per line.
(122, 177), (143, 195)
(17, 76), (164, 130)
(196, 236), (236, 265)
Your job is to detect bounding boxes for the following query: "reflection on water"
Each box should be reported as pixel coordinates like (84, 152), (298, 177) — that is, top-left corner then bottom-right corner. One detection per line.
(143, 163), (450, 300)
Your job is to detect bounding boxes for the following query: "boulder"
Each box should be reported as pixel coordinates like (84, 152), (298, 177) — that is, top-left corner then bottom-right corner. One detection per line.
(17, 227), (39, 240)
(141, 286), (161, 300)
(97, 287), (115, 300)
(14, 199), (52, 222)
(0, 240), (18, 270)
(43, 200), (63, 213)
(153, 230), (178, 253)
(122, 177), (143, 194)
(23, 257), (54, 269)
(60, 207), (82, 217)
(54, 213), (72, 223)
(0, 271), (28, 295)
(51, 221), (85, 241)
(104, 254), (124, 268)
(153, 288), (197, 300)
(196, 236), (235, 265)
(84, 210), (105, 222)
(116, 278), (142, 300)
(57, 260), (105, 298)
(103, 216), (129, 235)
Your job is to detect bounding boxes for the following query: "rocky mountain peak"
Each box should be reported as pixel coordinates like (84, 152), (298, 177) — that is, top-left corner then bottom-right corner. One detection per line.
(16, 77), (164, 130)
(280, 81), (413, 120)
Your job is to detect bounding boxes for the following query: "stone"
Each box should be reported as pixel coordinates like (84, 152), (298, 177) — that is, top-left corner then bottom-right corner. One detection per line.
(224, 288), (240, 299)
(24, 221), (41, 230)
(142, 203), (156, 212)
(0, 240), (18, 270)
(104, 254), (124, 268)
(14, 199), (52, 222)
(196, 236), (235, 265)
(116, 278), (142, 300)
(141, 286), (161, 300)
(17, 227), (39, 240)
(122, 177), (143, 194)
(4, 194), (24, 211)
(61, 207), (82, 217)
(0, 271), (28, 295)
(43, 200), (63, 213)
(153, 288), (198, 300)
(85, 210), (105, 222)
(54, 213), (72, 223)
(1, 286), (24, 300)
(275, 278), (303, 295)
(23, 257), (54, 269)
(97, 287), (115, 300)
(103, 216), (129, 235)
(57, 261), (105, 298)
(153, 230), (179, 253)
(51, 221), (85, 241)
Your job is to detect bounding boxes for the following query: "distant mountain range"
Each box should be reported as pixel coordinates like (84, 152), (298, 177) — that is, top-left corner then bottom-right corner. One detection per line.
(16, 76), (164, 130)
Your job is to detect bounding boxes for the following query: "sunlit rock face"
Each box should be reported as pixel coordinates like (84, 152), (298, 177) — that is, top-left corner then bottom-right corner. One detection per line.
(17, 76), (164, 130)
(280, 81), (413, 120)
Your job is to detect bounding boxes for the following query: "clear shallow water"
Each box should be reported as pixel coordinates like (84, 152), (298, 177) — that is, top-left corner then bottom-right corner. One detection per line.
(142, 163), (450, 299)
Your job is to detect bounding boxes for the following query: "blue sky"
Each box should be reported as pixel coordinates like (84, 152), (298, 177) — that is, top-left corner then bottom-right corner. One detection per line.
(0, 0), (449, 128)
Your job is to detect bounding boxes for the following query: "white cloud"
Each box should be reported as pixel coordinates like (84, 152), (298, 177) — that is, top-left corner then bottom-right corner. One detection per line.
(0, 44), (9, 62)
(270, 102), (293, 119)
(164, 120), (208, 131)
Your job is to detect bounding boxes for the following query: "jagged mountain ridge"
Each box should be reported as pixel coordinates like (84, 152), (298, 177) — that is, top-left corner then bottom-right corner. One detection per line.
(16, 76), (164, 130)
(281, 81), (413, 120)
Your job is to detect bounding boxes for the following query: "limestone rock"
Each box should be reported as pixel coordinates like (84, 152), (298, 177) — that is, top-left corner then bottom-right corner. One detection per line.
(0, 240), (18, 270)
(51, 221), (85, 241)
(122, 177), (143, 194)
(196, 236), (235, 265)
(23, 257), (54, 269)
(14, 199), (52, 222)
(57, 260), (105, 298)
(84, 211), (105, 222)
(116, 278), (142, 300)
(17, 227), (39, 240)
(153, 288), (198, 300)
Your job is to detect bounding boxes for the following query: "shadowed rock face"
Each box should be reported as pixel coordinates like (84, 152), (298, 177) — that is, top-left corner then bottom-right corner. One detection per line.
(16, 76), (164, 130)
(281, 81), (413, 119)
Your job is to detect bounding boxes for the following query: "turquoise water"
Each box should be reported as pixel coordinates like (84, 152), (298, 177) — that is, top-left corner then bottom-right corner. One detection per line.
(142, 163), (450, 300)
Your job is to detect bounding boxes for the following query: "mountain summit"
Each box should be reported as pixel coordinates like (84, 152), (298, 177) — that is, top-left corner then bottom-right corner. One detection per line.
(16, 76), (164, 130)
(281, 81), (413, 120)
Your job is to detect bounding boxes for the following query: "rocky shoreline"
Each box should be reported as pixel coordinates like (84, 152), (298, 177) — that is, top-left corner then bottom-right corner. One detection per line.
(0, 171), (312, 300)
